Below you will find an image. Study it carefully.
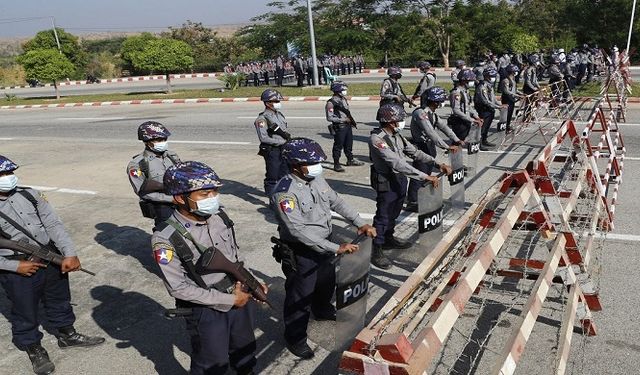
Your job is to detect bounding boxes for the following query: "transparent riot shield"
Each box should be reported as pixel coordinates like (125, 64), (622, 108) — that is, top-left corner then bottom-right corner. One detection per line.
(466, 123), (481, 178)
(448, 148), (466, 210)
(335, 236), (372, 350)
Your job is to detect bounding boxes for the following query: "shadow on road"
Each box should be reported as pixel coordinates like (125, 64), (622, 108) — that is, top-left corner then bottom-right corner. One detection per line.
(94, 222), (157, 276)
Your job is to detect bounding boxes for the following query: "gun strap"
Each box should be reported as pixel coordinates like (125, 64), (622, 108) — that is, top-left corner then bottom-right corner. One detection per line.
(329, 98), (352, 120)
(167, 229), (209, 290)
(0, 190), (44, 248)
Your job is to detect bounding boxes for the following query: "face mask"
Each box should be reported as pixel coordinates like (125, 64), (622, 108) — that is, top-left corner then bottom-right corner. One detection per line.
(151, 141), (169, 153)
(304, 163), (323, 178)
(341, 90), (348, 96)
(490, 77), (496, 83)
(272, 102), (282, 110)
(395, 121), (406, 132)
(439, 102), (446, 108)
(467, 81), (475, 88)
(536, 61), (541, 66)
(190, 196), (220, 217)
(0, 174), (18, 192)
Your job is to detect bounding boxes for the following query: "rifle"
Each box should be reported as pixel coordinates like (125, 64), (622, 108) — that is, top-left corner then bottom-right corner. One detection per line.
(196, 247), (273, 309)
(0, 237), (96, 276)
(330, 98), (361, 128)
(140, 179), (165, 195)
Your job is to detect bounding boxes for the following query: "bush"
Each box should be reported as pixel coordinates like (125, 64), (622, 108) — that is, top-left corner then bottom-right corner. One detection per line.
(0, 64), (26, 86)
(218, 72), (246, 90)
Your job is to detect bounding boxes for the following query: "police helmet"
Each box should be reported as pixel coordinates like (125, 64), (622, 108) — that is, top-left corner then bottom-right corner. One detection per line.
(137, 121), (171, 141)
(551, 55), (561, 64)
(528, 54), (539, 64)
(455, 59), (466, 68)
(387, 66), (402, 78)
(506, 64), (520, 74)
(418, 61), (431, 70)
(377, 103), (406, 123)
(482, 67), (498, 78)
(260, 88), (283, 102)
(281, 138), (327, 165)
(422, 86), (448, 104)
(330, 81), (348, 93)
(0, 155), (18, 173)
(163, 161), (223, 195)
(457, 68), (476, 82)
(566, 54), (576, 62)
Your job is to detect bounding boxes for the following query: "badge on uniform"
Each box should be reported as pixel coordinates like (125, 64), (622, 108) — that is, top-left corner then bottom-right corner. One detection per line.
(129, 168), (142, 178)
(278, 195), (296, 214)
(153, 243), (174, 265)
(375, 141), (388, 150)
(255, 120), (266, 128)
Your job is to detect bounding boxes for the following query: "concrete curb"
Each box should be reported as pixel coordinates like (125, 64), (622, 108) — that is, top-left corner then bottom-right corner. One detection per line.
(2, 95), (638, 111)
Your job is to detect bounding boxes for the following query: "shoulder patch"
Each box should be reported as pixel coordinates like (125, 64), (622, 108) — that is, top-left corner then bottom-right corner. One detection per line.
(38, 191), (48, 202)
(419, 110), (428, 120)
(255, 118), (266, 128)
(129, 166), (142, 178)
(278, 194), (297, 214)
(274, 176), (293, 193)
(375, 141), (388, 150)
(153, 242), (174, 265)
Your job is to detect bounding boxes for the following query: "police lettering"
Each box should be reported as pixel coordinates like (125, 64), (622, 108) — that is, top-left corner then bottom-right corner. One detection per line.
(448, 167), (465, 185)
(468, 142), (480, 155)
(418, 206), (444, 233)
(336, 273), (369, 310)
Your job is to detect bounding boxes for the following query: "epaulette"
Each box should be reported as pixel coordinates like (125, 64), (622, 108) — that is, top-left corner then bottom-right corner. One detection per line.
(274, 176), (293, 194)
(370, 127), (384, 135)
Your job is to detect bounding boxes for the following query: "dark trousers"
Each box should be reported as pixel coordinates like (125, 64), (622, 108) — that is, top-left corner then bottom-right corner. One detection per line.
(577, 64), (587, 85)
(295, 70), (304, 87)
(282, 245), (335, 345)
(332, 124), (354, 162)
(0, 264), (75, 349)
(501, 98), (516, 130)
(185, 304), (256, 375)
(262, 146), (288, 196)
(407, 142), (435, 204)
(479, 110), (496, 140)
(252, 73), (259, 87)
(373, 175), (408, 245)
(153, 204), (175, 231)
(276, 68), (284, 86)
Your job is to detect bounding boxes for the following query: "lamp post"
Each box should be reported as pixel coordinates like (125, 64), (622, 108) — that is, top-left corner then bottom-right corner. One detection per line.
(306, 0), (320, 86)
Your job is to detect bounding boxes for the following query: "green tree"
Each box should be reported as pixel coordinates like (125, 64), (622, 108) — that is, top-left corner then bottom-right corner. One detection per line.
(17, 49), (75, 99)
(130, 38), (194, 93)
(120, 33), (158, 75)
(22, 28), (87, 79)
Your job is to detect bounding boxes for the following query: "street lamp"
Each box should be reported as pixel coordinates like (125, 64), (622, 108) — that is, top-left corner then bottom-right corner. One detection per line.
(307, 0), (320, 86)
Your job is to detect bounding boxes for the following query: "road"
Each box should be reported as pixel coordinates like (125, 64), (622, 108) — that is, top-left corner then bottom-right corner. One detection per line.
(0, 101), (638, 374)
(3, 68), (639, 98)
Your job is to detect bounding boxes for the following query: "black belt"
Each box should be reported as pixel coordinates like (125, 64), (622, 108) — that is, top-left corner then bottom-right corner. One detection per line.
(211, 275), (235, 294)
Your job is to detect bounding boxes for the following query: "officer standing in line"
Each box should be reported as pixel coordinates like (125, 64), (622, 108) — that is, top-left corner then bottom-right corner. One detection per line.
(325, 81), (364, 172)
(474, 68), (504, 149)
(271, 138), (376, 359)
(379, 66), (414, 112)
(522, 55), (541, 122)
(450, 59), (466, 84)
(405, 87), (460, 212)
(369, 104), (451, 269)
(499, 64), (522, 134)
(152, 161), (266, 375)
(548, 56), (565, 103)
(0, 155), (104, 375)
(254, 89), (291, 196)
(127, 121), (181, 230)
(412, 61), (437, 105)
(449, 69), (483, 141)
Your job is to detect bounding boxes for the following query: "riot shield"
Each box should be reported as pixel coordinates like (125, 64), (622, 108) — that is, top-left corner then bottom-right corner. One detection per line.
(466, 123), (481, 178)
(335, 235), (372, 350)
(448, 148), (466, 210)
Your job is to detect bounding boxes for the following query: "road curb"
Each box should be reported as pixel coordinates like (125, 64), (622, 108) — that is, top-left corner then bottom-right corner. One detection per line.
(1, 95), (638, 111)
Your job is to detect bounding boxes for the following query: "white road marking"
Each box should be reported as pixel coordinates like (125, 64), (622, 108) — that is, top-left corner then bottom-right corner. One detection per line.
(55, 117), (128, 121)
(599, 233), (640, 242)
(237, 116), (325, 119)
(171, 140), (252, 145)
(0, 138), (14, 140)
(23, 185), (97, 195)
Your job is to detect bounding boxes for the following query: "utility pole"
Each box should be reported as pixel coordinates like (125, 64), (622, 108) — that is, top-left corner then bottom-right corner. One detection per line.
(627, 0), (637, 55)
(50, 16), (62, 54)
(306, 0), (320, 87)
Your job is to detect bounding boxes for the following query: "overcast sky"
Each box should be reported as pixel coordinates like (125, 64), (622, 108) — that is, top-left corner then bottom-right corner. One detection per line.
(0, 0), (274, 37)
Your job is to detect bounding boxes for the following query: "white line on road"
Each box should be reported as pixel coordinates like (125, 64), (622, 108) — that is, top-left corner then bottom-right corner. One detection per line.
(23, 185), (97, 195)
(0, 138), (14, 141)
(55, 117), (128, 121)
(237, 116), (326, 120)
(601, 233), (640, 242)
(171, 140), (252, 145)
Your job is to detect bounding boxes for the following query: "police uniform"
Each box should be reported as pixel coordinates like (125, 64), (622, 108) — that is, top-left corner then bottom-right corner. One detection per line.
(474, 79), (502, 141)
(271, 173), (365, 347)
(450, 68), (461, 84)
(254, 107), (289, 195)
(379, 78), (410, 108)
(127, 149), (180, 229)
(523, 65), (540, 95)
(499, 76), (519, 130)
(152, 209), (256, 375)
(449, 85), (479, 140)
(414, 72), (437, 106)
(326, 93), (356, 166)
(406, 107), (459, 205)
(369, 128), (435, 247)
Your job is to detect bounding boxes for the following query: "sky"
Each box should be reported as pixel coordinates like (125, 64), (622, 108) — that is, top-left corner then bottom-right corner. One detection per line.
(0, 0), (275, 37)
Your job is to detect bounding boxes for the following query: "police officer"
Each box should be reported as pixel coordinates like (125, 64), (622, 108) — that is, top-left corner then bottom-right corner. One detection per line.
(271, 138), (376, 359)
(325, 81), (364, 172)
(127, 121), (181, 230)
(379, 66), (414, 117)
(548, 56), (565, 104)
(412, 61), (437, 105)
(451, 59), (466, 84)
(254, 89), (291, 196)
(0, 155), (104, 375)
(449, 69), (483, 141)
(406, 87), (460, 212)
(522, 55), (541, 122)
(152, 161), (265, 375)
(369, 104), (451, 269)
(474, 68), (503, 149)
(499, 64), (522, 133)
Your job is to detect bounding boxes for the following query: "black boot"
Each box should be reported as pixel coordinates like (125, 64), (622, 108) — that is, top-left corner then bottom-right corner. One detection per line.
(333, 160), (345, 172)
(346, 159), (364, 166)
(57, 328), (105, 349)
(286, 340), (314, 359)
(404, 202), (419, 212)
(482, 139), (496, 147)
(26, 344), (55, 375)
(371, 244), (392, 269)
(382, 237), (412, 250)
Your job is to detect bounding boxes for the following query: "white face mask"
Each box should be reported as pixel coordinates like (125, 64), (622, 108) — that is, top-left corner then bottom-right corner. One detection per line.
(0, 174), (18, 192)
(490, 77), (497, 83)
(341, 90), (348, 96)
(395, 121), (406, 132)
(467, 81), (475, 88)
(190, 195), (220, 217)
(439, 102), (446, 108)
(151, 141), (169, 153)
(272, 102), (282, 110)
(304, 163), (323, 178)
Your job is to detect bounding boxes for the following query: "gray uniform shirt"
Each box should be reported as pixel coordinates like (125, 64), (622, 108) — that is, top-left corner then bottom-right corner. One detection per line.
(414, 73), (436, 98)
(410, 107), (460, 148)
(151, 210), (243, 312)
(474, 81), (502, 110)
(0, 188), (77, 272)
(380, 78), (410, 103)
(127, 149), (180, 204)
(254, 108), (288, 146)
(369, 128), (435, 181)
(451, 68), (461, 83)
(271, 174), (365, 253)
(523, 66), (540, 92)
(450, 86), (479, 122)
(499, 77), (519, 103)
(325, 95), (350, 124)
(548, 64), (564, 81)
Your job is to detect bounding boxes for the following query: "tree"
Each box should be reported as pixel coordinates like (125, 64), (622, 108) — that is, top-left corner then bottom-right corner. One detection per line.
(17, 49), (75, 99)
(130, 38), (194, 93)
(120, 33), (158, 75)
(22, 28), (87, 79)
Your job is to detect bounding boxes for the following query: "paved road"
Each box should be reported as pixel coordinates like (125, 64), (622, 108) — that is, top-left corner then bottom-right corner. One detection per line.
(0, 101), (638, 374)
(4, 68), (638, 98)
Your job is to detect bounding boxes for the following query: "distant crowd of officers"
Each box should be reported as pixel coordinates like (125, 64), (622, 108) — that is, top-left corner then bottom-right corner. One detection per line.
(222, 54), (366, 87)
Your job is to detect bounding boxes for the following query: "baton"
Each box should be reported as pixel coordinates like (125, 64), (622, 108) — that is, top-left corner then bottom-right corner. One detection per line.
(164, 308), (193, 318)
